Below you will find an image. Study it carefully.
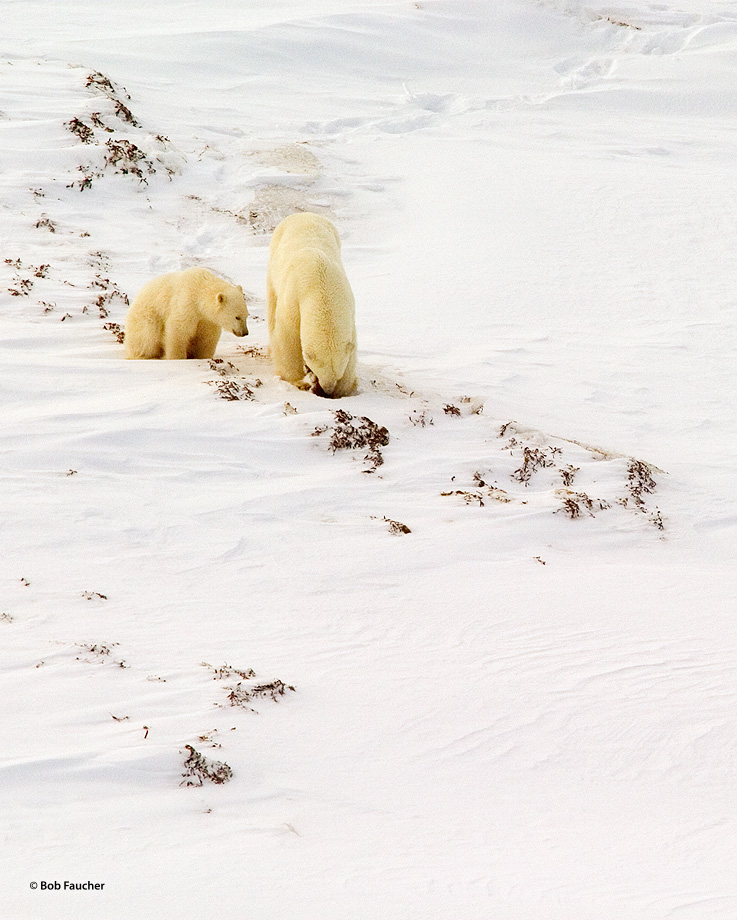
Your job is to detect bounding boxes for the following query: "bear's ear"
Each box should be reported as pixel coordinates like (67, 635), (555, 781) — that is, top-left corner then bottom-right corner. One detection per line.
(217, 292), (225, 304)
(238, 285), (244, 294)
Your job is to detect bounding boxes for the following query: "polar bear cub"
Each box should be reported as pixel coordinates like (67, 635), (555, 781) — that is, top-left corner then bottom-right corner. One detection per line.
(267, 212), (357, 397)
(124, 267), (248, 360)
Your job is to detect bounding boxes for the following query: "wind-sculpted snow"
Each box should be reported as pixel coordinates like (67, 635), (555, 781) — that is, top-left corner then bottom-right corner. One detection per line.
(1, 2), (737, 919)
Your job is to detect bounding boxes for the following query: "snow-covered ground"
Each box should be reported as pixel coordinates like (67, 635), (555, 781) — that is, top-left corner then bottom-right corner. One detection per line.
(2, 1), (736, 917)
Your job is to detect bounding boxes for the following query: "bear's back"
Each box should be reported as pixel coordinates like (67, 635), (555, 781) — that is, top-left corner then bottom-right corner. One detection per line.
(271, 212), (341, 260)
(178, 266), (220, 291)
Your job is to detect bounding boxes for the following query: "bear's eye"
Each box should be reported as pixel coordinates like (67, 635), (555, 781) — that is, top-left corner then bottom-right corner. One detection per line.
(234, 316), (242, 321)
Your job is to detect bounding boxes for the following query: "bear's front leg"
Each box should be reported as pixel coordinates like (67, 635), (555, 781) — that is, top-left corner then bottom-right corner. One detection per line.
(188, 321), (222, 359)
(163, 324), (190, 360)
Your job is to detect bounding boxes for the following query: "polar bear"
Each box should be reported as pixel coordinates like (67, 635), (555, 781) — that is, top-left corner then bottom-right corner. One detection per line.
(266, 212), (357, 398)
(124, 267), (248, 360)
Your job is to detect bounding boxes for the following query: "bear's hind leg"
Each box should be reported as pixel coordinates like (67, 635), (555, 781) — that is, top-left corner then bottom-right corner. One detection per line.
(124, 316), (164, 359)
(266, 272), (277, 335)
(270, 324), (307, 385)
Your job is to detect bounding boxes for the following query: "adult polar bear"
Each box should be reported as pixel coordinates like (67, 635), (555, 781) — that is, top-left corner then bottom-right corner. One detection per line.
(124, 267), (248, 360)
(267, 213), (357, 398)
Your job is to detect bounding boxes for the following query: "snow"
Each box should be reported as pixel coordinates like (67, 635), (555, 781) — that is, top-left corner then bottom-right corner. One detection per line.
(2, 1), (736, 917)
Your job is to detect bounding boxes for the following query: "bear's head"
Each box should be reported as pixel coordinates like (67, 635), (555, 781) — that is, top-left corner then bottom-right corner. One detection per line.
(216, 286), (249, 337)
(303, 339), (356, 398)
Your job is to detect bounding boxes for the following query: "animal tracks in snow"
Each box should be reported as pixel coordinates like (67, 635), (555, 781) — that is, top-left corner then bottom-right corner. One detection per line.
(553, 55), (617, 90)
(525, 2), (737, 119)
(0, 47), (669, 552)
(304, 88), (486, 138)
(545, 1), (737, 57)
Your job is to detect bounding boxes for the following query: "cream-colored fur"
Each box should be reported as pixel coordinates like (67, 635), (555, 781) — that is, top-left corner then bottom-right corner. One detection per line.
(267, 213), (357, 397)
(124, 267), (248, 360)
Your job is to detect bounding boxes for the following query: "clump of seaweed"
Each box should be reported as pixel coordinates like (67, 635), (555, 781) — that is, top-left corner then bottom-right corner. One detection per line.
(227, 679), (295, 709)
(212, 378), (261, 401)
(373, 516), (411, 534)
(104, 139), (156, 183)
(206, 360), (262, 401)
(201, 662), (256, 681)
(181, 745), (232, 786)
(384, 517), (411, 535)
(86, 71), (124, 98)
(314, 409), (390, 473)
(626, 459), (657, 510)
(408, 408), (433, 427)
(555, 490), (611, 520)
(511, 445), (562, 485)
(67, 166), (101, 191)
(441, 489), (486, 506)
(442, 469), (513, 507)
(34, 217), (57, 233)
(203, 662), (296, 710)
(624, 459), (664, 530)
(5, 258), (50, 297)
(64, 71), (176, 190)
(66, 117), (95, 144)
(74, 641), (127, 668)
(208, 358), (238, 377)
